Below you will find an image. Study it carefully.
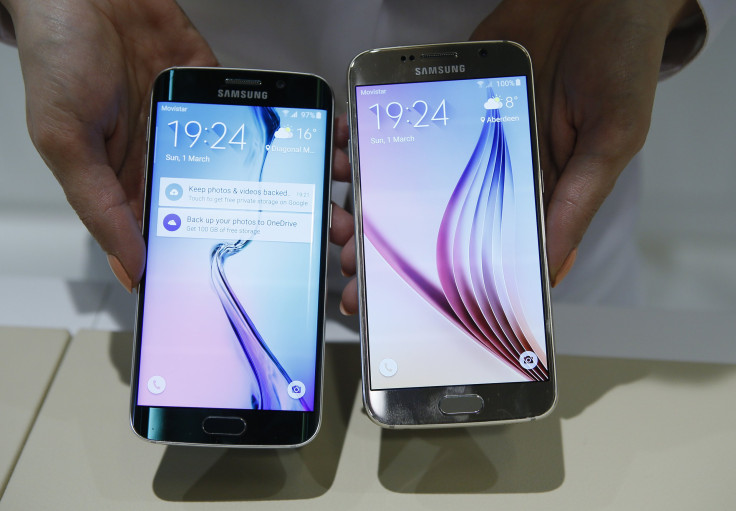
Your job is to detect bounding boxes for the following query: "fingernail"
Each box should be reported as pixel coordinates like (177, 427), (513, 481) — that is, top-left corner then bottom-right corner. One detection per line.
(339, 300), (350, 316)
(552, 248), (577, 287)
(107, 254), (134, 293)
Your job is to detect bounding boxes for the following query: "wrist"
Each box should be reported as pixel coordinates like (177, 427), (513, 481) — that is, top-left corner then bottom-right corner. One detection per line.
(662, 0), (706, 77)
(0, 1), (15, 45)
(670, 0), (703, 28)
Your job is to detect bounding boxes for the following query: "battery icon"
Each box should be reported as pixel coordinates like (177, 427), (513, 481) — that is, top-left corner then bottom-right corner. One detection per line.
(515, 79), (521, 86)
(315, 112), (322, 119)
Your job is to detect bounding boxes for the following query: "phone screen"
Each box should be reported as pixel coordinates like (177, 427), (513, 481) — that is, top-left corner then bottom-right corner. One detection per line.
(355, 76), (549, 390)
(138, 100), (328, 412)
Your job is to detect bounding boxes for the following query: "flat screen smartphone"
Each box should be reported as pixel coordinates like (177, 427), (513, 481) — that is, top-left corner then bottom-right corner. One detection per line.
(130, 68), (333, 446)
(348, 42), (556, 427)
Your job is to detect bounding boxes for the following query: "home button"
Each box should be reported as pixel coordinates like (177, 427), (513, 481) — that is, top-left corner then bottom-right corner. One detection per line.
(438, 394), (484, 415)
(202, 416), (246, 436)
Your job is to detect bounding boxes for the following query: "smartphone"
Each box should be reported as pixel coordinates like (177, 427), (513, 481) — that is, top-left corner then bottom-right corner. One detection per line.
(348, 42), (555, 427)
(130, 68), (333, 446)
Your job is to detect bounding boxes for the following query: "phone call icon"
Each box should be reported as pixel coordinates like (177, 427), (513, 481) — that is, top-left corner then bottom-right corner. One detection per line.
(147, 376), (166, 395)
(379, 358), (398, 377)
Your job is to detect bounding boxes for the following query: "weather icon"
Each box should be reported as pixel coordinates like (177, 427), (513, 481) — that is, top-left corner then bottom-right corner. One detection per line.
(274, 126), (294, 139)
(484, 96), (503, 110)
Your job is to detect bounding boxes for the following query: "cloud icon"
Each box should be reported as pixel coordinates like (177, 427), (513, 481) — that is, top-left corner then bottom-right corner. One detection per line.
(274, 126), (294, 139)
(162, 213), (181, 232)
(165, 183), (183, 201)
(484, 97), (503, 110)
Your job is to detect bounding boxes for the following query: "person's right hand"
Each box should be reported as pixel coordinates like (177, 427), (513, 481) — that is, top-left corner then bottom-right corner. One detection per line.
(4, 0), (217, 290)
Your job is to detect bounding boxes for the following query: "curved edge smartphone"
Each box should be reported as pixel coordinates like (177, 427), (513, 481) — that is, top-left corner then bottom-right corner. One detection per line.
(348, 42), (556, 428)
(130, 68), (333, 446)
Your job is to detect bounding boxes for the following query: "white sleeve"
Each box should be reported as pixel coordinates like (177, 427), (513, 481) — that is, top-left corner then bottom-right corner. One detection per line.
(661, 0), (736, 78)
(699, 0), (736, 42)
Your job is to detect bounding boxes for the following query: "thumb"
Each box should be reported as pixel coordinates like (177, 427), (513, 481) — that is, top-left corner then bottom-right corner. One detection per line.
(34, 121), (146, 291)
(65, 160), (146, 292)
(545, 129), (641, 286)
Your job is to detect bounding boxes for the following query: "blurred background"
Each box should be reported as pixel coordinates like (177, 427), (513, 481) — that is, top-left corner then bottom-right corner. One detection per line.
(0, 16), (734, 334)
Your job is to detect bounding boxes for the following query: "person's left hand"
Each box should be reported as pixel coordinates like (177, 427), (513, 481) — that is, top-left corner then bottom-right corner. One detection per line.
(470, 0), (701, 286)
(326, 0), (702, 315)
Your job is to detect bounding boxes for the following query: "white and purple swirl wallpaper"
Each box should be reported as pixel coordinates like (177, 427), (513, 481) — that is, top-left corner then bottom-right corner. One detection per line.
(137, 101), (327, 411)
(356, 76), (548, 390)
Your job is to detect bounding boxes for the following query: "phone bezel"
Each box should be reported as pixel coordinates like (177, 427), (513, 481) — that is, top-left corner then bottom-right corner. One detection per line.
(348, 42), (556, 428)
(130, 67), (334, 447)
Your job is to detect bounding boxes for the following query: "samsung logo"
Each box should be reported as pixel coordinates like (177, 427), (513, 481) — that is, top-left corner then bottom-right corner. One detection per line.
(414, 64), (466, 76)
(217, 89), (269, 99)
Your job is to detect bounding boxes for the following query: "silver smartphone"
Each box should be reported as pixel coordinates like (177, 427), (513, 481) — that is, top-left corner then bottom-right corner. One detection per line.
(130, 67), (333, 446)
(348, 42), (556, 427)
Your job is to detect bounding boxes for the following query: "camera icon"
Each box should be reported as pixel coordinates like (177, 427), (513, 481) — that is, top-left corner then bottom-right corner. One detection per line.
(287, 380), (306, 399)
(519, 351), (538, 370)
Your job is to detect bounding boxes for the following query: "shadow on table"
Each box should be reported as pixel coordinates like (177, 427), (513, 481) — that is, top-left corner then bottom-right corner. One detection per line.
(376, 353), (735, 494)
(107, 329), (736, 499)
(154, 343), (359, 502)
(107, 332), (360, 502)
(377, 415), (565, 494)
(376, 355), (655, 494)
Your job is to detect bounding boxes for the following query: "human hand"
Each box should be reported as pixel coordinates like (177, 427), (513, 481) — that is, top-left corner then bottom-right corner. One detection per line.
(4, 0), (217, 290)
(328, 114), (359, 314)
(471, 0), (700, 285)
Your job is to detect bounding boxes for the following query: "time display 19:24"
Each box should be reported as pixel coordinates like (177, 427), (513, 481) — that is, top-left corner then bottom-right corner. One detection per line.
(368, 100), (448, 130)
(165, 120), (317, 150)
(167, 120), (247, 150)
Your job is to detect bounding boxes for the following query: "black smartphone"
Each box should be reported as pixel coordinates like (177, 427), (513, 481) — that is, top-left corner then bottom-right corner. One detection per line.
(130, 68), (333, 446)
(348, 42), (556, 427)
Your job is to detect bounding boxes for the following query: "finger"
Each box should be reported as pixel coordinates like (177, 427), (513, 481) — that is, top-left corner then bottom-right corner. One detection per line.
(332, 142), (351, 183)
(334, 113), (349, 149)
(332, 114), (351, 183)
(340, 235), (356, 277)
(544, 141), (627, 286)
(68, 164), (145, 291)
(69, 164), (145, 291)
(36, 123), (146, 290)
(329, 201), (354, 246)
(339, 277), (358, 316)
